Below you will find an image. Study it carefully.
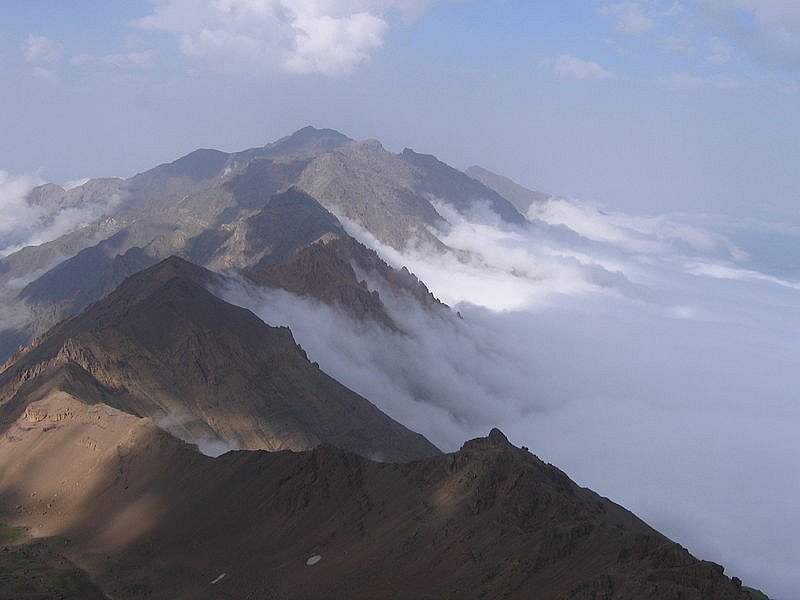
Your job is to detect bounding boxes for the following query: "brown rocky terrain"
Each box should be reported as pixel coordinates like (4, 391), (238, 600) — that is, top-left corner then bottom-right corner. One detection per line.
(0, 257), (439, 462)
(0, 384), (757, 599)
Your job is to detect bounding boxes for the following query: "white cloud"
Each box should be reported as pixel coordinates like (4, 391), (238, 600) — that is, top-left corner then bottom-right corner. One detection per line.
(658, 34), (697, 55)
(545, 54), (615, 80)
(0, 171), (43, 239)
(600, 2), (656, 35)
(528, 197), (748, 259)
(136, 0), (429, 76)
(22, 34), (61, 63)
(70, 50), (155, 70)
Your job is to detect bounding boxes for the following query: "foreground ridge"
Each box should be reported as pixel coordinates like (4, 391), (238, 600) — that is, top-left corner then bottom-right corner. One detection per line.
(0, 380), (756, 599)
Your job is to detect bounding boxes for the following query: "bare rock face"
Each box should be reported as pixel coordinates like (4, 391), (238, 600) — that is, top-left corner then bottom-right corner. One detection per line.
(297, 139), (447, 250)
(188, 187), (344, 270)
(0, 257), (440, 463)
(261, 125), (352, 158)
(0, 126), (769, 600)
(296, 139), (525, 251)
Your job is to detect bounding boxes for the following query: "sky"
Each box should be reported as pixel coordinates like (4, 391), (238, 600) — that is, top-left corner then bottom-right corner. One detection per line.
(0, 0), (799, 218)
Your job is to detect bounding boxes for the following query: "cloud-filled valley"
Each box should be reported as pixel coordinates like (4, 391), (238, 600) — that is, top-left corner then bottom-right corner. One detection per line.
(222, 195), (800, 598)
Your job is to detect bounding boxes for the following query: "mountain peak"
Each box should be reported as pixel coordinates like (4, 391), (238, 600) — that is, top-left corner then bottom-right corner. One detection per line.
(487, 427), (510, 445)
(264, 126), (351, 157)
(159, 148), (231, 182)
(112, 255), (215, 298)
(291, 125), (348, 138)
(459, 427), (517, 455)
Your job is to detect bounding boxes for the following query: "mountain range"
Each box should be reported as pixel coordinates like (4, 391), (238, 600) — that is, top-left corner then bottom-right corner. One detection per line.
(0, 127), (768, 599)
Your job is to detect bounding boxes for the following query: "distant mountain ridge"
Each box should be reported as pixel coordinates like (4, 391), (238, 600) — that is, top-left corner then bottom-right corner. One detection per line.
(1, 126), (519, 362)
(465, 165), (550, 213)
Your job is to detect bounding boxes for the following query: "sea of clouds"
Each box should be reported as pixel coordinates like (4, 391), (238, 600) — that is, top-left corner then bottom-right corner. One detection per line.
(222, 196), (799, 599)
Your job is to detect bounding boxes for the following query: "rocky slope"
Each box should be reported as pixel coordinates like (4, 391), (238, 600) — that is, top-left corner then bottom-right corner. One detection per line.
(0, 386), (756, 599)
(0, 257), (439, 462)
(296, 139), (524, 249)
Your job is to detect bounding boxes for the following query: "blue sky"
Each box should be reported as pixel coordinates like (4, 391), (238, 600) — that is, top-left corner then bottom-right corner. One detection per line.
(0, 0), (798, 217)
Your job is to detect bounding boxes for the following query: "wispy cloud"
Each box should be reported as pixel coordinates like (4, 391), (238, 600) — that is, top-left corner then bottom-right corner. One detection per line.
(599, 2), (656, 35)
(31, 66), (58, 84)
(705, 36), (733, 63)
(657, 34), (697, 55)
(22, 34), (61, 63)
(653, 70), (799, 93)
(70, 49), (155, 70)
(542, 54), (615, 80)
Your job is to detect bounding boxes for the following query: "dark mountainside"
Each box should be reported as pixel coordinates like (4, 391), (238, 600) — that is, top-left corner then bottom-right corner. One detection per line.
(0, 257), (438, 462)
